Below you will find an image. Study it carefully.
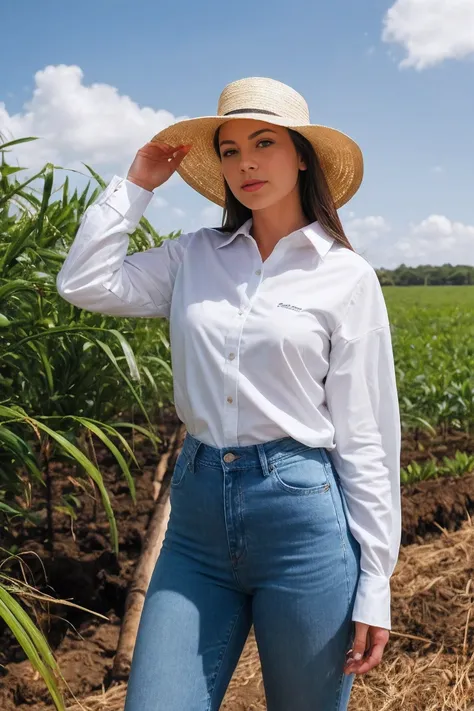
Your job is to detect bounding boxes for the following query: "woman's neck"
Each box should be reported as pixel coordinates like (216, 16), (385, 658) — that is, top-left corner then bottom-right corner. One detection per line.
(250, 191), (309, 261)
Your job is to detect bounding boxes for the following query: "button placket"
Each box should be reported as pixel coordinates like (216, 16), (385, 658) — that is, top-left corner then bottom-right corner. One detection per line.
(222, 309), (245, 442)
(222, 251), (262, 443)
(246, 267), (263, 302)
(224, 289), (256, 440)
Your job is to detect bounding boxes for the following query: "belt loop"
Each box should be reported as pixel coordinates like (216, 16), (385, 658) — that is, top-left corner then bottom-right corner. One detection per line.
(184, 433), (202, 474)
(256, 444), (270, 478)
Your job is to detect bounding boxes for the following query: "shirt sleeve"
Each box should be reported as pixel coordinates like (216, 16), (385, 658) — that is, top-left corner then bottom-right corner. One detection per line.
(56, 175), (192, 318)
(324, 266), (401, 630)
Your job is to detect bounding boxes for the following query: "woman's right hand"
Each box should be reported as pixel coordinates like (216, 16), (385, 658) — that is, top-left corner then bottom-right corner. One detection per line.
(126, 141), (192, 192)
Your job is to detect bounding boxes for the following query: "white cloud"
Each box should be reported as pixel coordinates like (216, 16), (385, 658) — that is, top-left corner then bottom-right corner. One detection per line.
(347, 215), (390, 233)
(151, 195), (168, 209)
(343, 213), (473, 268)
(382, 0), (474, 69)
(344, 215), (391, 254)
(394, 215), (474, 264)
(0, 64), (187, 178)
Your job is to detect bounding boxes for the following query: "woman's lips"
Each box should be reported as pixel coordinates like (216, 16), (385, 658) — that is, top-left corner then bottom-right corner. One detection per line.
(241, 181), (267, 192)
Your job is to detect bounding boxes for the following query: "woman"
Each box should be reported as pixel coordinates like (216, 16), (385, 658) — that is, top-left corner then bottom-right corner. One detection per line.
(57, 76), (401, 710)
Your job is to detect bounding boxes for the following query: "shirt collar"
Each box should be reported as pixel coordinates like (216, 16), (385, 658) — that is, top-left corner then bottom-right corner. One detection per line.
(214, 218), (335, 260)
(214, 218), (253, 250)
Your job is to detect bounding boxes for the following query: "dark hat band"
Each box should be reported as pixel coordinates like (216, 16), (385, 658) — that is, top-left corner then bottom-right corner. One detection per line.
(223, 108), (281, 117)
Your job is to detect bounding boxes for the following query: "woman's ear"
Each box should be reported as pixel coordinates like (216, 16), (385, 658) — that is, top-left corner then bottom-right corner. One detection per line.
(299, 155), (307, 171)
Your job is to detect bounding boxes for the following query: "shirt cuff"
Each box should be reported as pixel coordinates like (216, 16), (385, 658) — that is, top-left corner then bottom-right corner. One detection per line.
(352, 573), (392, 629)
(99, 175), (154, 223)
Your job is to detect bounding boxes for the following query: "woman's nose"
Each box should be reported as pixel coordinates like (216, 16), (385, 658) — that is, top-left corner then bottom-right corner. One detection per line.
(239, 155), (258, 172)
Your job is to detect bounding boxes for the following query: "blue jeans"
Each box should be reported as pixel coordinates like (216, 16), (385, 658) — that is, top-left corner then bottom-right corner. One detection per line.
(124, 433), (361, 711)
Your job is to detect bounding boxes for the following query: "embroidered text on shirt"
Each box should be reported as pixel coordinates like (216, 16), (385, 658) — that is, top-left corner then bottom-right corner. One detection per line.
(277, 302), (303, 312)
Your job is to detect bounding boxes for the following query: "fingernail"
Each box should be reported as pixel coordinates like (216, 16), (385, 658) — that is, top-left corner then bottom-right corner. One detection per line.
(354, 652), (362, 661)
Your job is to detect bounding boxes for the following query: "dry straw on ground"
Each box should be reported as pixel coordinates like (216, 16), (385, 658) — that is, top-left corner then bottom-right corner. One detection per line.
(47, 515), (474, 711)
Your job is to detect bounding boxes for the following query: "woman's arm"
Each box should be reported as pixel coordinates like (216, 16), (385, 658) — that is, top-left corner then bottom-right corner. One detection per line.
(56, 175), (192, 318)
(324, 267), (401, 630)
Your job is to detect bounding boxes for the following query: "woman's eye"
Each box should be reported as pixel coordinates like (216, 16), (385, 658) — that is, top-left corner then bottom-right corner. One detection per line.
(222, 140), (273, 158)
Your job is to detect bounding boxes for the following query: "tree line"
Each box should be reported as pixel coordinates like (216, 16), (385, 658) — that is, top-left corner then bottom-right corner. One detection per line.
(374, 264), (474, 286)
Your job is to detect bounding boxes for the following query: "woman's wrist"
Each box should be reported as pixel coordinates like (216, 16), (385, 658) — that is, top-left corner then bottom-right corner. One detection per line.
(126, 175), (155, 193)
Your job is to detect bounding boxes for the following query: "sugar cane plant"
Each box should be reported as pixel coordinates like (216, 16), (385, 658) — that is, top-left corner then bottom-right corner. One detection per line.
(0, 136), (177, 708)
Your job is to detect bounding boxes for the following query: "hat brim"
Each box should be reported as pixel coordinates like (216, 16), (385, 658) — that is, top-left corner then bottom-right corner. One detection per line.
(151, 114), (363, 210)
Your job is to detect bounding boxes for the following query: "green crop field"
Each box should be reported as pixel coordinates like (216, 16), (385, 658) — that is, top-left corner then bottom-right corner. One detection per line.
(383, 285), (474, 483)
(385, 286), (474, 432)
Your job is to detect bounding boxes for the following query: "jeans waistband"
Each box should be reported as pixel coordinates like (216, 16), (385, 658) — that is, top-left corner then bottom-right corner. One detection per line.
(181, 432), (332, 473)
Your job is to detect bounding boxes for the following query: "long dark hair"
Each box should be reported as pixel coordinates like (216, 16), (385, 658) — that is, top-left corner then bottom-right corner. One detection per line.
(212, 126), (355, 252)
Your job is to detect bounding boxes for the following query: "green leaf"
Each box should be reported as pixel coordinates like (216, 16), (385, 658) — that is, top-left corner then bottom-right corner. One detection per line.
(72, 417), (136, 502)
(93, 338), (150, 426)
(82, 163), (106, 189)
(0, 166), (48, 209)
(0, 406), (118, 554)
(0, 425), (43, 482)
(0, 590), (66, 711)
(112, 421), (161, 446)
(0, 501), (24, 515)
(0, 166), (27, 177)
(108, 328), (140, 381)
(0, 136), (39, 150)
(35, 164), (54, 242)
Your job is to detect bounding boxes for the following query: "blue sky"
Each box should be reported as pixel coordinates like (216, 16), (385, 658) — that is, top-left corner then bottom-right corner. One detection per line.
(2, 0), (474, 268)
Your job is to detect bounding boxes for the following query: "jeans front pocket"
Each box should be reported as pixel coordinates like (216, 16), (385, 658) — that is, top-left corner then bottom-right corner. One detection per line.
(269, 448), (331, 495)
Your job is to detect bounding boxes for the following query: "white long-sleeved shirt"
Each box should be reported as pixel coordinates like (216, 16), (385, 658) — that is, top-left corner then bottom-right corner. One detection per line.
(56, 175), (401, 630)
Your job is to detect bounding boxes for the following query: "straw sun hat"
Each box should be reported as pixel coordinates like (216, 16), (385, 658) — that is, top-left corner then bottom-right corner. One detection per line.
(152, 77), (363, 209)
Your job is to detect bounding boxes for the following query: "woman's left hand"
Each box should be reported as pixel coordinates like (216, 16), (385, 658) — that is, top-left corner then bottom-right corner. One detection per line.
(343, 622), (389, 675)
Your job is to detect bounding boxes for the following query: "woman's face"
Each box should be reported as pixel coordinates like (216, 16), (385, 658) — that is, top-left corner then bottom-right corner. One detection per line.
(217, 119), (307, 211)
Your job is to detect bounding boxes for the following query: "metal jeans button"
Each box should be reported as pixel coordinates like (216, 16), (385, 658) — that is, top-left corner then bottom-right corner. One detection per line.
(223, 452), (237, 463)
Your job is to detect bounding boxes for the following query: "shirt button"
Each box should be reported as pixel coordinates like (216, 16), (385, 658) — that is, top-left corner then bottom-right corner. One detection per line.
(227, 396), (234, 404)
(255, 269), (261, 275)
(228, 353), (235, 360)
(238, 310), (243, 316)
